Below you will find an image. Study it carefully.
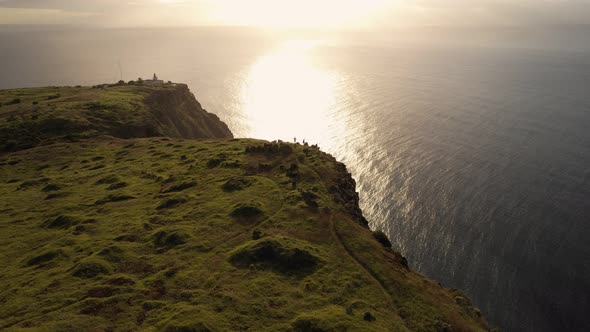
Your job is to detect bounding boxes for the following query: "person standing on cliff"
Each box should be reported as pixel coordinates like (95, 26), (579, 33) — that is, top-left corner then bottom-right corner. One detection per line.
(294, 137), (296, 143)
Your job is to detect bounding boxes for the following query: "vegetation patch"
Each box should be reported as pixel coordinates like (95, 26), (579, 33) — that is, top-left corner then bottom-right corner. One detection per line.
(222, 177), (253, 192)
(107, 181), (128, 190)
(18, 178), (49, 190)
(162, 181), (196, 193)
(372, 230), (392, 248)
(42, 184), (61, 192)
(97, 245), (125, 263)
(95, 176), (120, 185)
(229, 237), (322, 275)
(43, 214), (82, 229)
(230, 204), (263, 219)
(95, 194), (135, 205)
(45, 192), (70, 200)
(72, 258), (111, 278)
(26, 249), (66, 266)
(157, 197), (188, 210)
(153, 229), (190, 248)
(207, 158), (224, 168)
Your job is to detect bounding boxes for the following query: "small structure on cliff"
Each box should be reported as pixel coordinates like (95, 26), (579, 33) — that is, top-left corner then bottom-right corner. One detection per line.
(143, 73), (164, 86)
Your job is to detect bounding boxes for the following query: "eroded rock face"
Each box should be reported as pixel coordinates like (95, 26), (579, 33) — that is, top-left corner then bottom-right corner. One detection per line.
(329, 161), (369, 228)
(145, 84), (233, 140)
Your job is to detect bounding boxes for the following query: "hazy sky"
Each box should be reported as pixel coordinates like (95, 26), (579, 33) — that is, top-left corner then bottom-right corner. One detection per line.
(0, 0), (589, 28)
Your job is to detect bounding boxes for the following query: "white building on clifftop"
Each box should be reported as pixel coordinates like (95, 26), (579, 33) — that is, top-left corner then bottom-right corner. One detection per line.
(143, 73), (164, 86)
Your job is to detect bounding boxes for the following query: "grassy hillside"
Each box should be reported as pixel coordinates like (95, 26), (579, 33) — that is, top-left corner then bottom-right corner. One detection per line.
(0, 84), (232, 152)
(0, 137), (489, 331)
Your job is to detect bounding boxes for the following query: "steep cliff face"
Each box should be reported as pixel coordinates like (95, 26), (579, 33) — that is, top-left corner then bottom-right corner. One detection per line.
(0, 84), (232, 152)
(144, 84), (233, 140)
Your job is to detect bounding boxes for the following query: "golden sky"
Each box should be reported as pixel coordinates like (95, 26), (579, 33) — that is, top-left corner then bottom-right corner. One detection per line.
(0, 0), (589, 28)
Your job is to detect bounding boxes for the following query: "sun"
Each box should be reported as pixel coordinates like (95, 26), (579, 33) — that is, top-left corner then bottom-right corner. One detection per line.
(209, 0), (391, 29)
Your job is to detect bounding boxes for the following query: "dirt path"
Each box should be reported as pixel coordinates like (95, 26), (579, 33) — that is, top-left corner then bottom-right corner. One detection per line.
(329, 213), (394, 307)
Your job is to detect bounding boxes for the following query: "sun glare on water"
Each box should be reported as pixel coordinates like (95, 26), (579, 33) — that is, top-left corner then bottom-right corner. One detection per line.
(238, 40), (344, 144)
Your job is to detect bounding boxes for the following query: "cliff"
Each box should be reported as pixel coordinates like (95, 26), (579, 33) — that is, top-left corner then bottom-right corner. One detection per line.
(0, 85), (490, 332)
(0, 84), (232, 152)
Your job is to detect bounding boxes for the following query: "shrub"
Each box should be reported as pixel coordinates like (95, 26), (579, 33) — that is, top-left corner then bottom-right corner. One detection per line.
(95, 176), (120, 185)
(26, 249), (64, 266)
(162, 181), (196, 193)
(229, 238), (321, 275)
(42, 184), (61, 192)
(230, 204), (263, 218)
(153, 230), (190, 248)
(157, 197), (187, 209)
(222, 177), (252, 192)
(207, 158), (223, 168)
(6, 98), (21, 105)
(43, 215), (81, 229)
(372, 230), (392, 248)
(107, 182), (128, 190)
(72, 259), (111, 278)
(94, 194), (135, 205)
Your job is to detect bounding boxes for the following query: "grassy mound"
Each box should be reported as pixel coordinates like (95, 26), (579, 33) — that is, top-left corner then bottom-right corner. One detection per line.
(229, 237), (322, 275)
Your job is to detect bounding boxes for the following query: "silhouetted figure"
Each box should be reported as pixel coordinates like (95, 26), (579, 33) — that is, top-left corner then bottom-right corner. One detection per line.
(294, 137), (296, 143)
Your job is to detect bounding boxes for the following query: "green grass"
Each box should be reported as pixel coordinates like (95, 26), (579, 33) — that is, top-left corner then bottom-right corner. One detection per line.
(0, 84), (231, 152)
(0, 137), (489, 331)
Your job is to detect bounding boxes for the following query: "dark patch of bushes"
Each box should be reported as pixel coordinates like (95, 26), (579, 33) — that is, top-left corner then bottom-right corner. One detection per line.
(89, 164), (105, 171)
(153, 230), (190, 248)
(95, 194), (135, 205)
(157, 197), (187, 210)
(18, 178), (49, 190)
(229, 238), (321, 275)
(86, 286), (116, 298)
(114, 234), (139, 242)
(97, 246), (125, 262)
(72, 260), (110, 278)
(26, 249), (64, 266)
(42, 184), (61, 192)
(142, 300), (165, 311)
(207, 158), (224, 168)
(222, 177), (252, 192)
(372, 230), (392, 248)
(107, 182), (128, 190)
(363, 312), (376, 322)
(162, 181), (196, 193)
(43, 215), (81, 229)
(301, 191), (319, 209)
(5, 98), (21, 105)
(95, 176), (119, 185)
(230, 204), (263, 219)
(45, 192), (69, 200)
(105, 276), (136, 286)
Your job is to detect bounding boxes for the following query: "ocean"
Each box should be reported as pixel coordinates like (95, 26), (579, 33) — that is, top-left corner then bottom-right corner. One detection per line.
(1, 26), (589, 331)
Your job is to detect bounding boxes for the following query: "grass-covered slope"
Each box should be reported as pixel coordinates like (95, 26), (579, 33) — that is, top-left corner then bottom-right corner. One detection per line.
(0, 84), (232, 152)
(0, 137), (490, 331)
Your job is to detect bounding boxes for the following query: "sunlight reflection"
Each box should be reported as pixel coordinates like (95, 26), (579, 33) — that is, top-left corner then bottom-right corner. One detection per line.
(239, 40), (341, 145)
